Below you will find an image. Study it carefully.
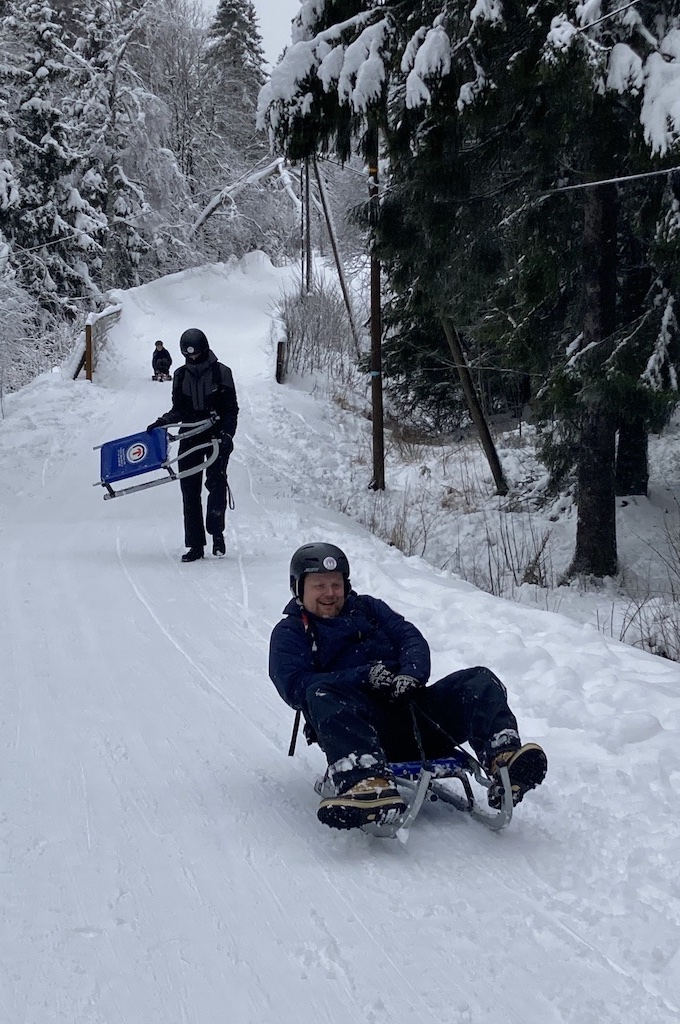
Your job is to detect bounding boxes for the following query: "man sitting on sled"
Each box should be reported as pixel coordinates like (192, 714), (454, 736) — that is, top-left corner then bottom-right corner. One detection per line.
(152, 339), (172, 380)
(268, 543), (547, 831)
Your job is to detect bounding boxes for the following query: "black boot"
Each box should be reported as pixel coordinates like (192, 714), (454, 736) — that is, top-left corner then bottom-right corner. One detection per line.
(181, 546), (204, 563)
(212, 533), (225, 556)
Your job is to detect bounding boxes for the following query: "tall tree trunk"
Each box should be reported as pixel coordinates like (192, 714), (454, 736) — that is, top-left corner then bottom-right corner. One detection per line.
(568, 182), (618, 577)
(615, 237), (652, 497)
(569, 406), (618, 575)
(615, 419), (649, 496)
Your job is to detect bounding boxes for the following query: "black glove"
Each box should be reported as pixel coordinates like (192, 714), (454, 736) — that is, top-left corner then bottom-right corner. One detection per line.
(220, 431), (234, 457)
(146, 419), (165, 433)
(367, 662), (395, 693)
(391, 674), (423, 699)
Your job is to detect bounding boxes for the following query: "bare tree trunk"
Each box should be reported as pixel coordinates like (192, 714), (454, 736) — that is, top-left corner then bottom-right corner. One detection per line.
(615, 419), (648, 496)
(569, 406), (618, 575)
(615, 237), (651, 497)
(568, 182), (618, 577)
(441, 317), (508, 496)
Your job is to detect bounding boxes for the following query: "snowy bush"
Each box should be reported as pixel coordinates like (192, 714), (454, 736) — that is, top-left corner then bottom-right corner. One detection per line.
(275, 276), (358, 383)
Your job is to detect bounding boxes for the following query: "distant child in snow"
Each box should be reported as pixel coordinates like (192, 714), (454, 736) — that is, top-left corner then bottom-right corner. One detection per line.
(152, 340), (172, 381)
(147, 328), (238, 563)
(269, 542), (547, 831)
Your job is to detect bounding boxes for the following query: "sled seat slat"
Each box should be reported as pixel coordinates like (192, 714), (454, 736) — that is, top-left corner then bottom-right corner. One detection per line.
(390, 755), (476, 781)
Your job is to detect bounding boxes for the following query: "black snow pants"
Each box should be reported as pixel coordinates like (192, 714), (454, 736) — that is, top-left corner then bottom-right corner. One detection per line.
(178, 435), (230, 548)
(304, 666), (519, 793)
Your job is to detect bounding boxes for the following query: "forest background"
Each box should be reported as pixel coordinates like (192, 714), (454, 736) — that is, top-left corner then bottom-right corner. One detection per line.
(5, 1), (680, 658)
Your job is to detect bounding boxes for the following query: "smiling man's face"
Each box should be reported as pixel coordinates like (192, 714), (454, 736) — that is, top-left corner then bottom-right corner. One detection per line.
(302, 572), (345, 618)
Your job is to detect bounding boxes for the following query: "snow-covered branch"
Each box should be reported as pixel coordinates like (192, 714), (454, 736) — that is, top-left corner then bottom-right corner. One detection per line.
(192, 157), (295, 233)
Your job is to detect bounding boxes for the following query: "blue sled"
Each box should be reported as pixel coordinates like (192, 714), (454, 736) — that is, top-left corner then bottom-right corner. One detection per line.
(314, 753), (514, 837)
(94, 419), (218, 500)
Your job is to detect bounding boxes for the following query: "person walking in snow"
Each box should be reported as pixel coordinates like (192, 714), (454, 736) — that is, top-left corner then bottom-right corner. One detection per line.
(147, 328), (238, 562)
(269, 542), (547, 830)
(151, 340), (172, 381)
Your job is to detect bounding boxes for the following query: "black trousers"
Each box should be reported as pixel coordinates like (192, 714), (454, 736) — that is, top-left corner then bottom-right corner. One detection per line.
(304, 666), (519, 793)
(178, 437), (229, 548)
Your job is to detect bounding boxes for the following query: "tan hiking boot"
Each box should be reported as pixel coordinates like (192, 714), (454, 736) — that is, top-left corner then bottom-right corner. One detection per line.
(487, 743), (547, 809)
(317, 776), (406, 830)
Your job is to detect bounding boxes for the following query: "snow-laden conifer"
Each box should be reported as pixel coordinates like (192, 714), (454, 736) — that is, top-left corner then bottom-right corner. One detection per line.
(0, 0), (106, 314)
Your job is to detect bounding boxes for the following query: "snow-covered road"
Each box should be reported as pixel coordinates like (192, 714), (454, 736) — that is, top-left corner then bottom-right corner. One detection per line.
(1, 255), (679, 1024)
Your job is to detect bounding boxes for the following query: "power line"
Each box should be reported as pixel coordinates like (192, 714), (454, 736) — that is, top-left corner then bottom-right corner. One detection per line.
(544, 166), (680, 195)
(576, 0), (645, 34)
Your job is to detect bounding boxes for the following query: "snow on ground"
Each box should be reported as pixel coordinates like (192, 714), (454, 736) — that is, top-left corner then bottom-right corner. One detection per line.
(2, 254), (680, 1024)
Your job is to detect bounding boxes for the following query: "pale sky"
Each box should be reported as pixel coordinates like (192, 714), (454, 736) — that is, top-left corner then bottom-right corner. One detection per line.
(253, 0), (300, 65)
(200, 0), (300, 67)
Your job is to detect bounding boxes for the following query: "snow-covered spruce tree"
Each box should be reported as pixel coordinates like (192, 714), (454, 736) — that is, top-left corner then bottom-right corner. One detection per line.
(521, 3), (680, 577)
(75, 0), (202, 288)
(206, 0), (266, 158)
(377, 3), (545, 436)
(0, 0), (106, 316)
(133, 0), (291, 267)
(386, 2), (680, 577)
(261, 2), (680, 577)
(260, 1), (520, 481)
(259, 0), (389, 164)
(0, 229), (43, 396)
(136, 0), (211, 188)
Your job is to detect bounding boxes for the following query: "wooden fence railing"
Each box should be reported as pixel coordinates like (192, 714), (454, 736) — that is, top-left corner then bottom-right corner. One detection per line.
(73, 304), (122, 381)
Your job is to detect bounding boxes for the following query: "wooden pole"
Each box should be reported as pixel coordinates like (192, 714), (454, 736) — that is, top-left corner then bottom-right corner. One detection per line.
(304, 158), (312, 294)
(440, 317), (508, 496)
(300, 163), (306, 298)
(85, 323), (93, 381)
(367, 126), (385, 491)
(312, 158), (362, 358)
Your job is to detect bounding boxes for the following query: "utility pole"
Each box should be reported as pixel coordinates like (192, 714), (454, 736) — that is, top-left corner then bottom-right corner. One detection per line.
(300, 160), (313, 296)
(367, 124), (385, 491)
(312, 158), (362, 358)
(440, 317), (509, 496)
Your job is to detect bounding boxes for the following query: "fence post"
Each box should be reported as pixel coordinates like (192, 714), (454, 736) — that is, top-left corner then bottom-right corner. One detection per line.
(85, 323), (93, 381)
(276, 341), (287, 383)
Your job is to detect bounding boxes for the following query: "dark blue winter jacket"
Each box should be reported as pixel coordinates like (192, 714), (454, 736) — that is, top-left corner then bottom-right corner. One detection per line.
(268, 592), (431, 711)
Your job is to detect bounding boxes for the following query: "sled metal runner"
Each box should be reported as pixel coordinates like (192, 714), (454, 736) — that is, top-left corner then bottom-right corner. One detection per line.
(94, 419), (219, 500)
(315, 754), (514, 838)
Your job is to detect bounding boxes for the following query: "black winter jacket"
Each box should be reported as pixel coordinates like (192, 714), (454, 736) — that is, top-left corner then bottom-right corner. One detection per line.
(152, 347), (172, 372)
(157, 350), (238, 437)
(268, 592), (431, 711)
